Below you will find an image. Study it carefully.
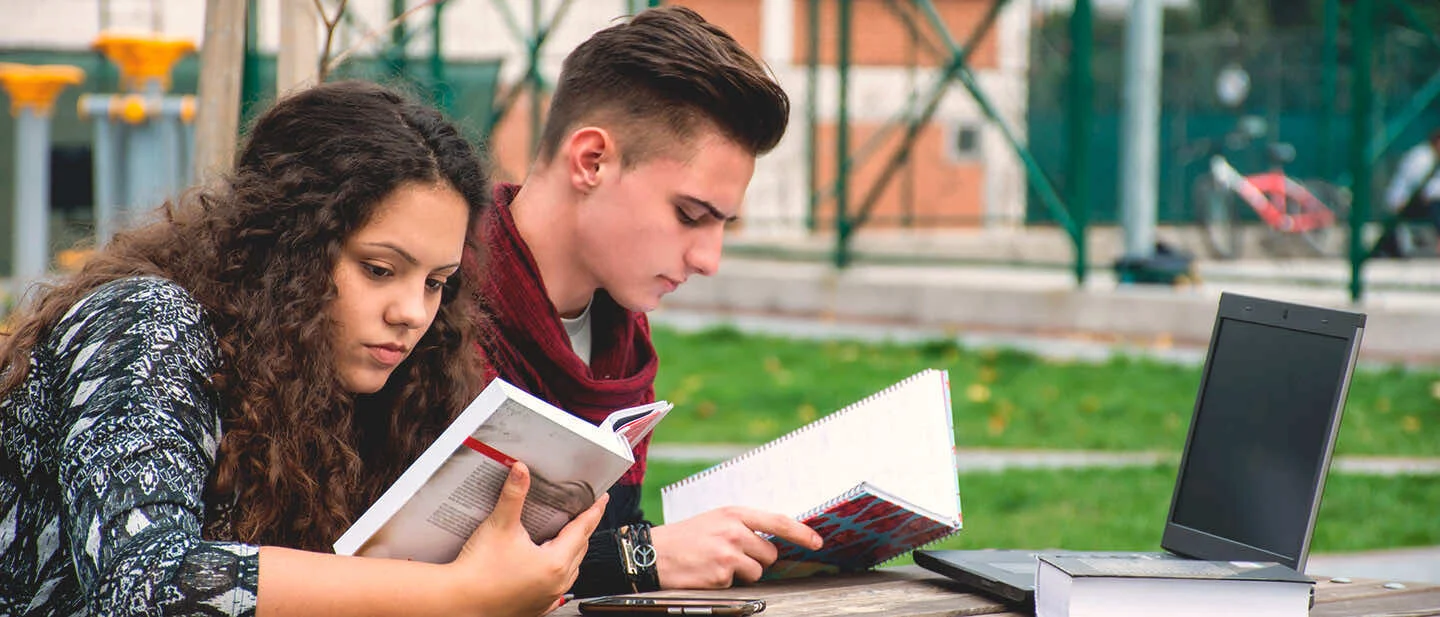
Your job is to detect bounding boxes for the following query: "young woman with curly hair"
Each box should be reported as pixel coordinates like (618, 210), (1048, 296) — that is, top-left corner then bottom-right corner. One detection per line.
(0, 80), (604, 617)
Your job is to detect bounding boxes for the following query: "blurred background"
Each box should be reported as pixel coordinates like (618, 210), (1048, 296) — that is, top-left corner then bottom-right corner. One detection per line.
(1, 0), (1437, 584)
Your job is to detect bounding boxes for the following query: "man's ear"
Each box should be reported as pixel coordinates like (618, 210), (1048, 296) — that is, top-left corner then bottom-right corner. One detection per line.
(564, 127), (614, 193)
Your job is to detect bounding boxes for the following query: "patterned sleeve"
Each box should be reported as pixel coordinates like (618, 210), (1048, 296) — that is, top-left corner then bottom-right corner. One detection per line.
(49, 278), (259, 616)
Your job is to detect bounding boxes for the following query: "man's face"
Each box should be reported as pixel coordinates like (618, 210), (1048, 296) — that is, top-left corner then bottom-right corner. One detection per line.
(573, 131), (755, 313)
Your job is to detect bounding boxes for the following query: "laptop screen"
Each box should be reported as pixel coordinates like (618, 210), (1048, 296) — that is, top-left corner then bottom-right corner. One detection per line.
(1163, 296), (1363, 570)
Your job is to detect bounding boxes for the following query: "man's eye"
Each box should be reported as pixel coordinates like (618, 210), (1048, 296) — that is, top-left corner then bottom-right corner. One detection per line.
(676, 207), (702, 226)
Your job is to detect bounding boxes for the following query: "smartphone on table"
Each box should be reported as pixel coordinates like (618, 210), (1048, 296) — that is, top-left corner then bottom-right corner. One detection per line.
(577, 595), (765, 616)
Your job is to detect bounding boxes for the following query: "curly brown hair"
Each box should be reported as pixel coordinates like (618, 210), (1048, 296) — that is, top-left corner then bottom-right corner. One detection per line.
(0, 80), (490, 551)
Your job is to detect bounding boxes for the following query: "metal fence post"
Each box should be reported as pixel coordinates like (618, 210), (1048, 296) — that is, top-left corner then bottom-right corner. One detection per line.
(0, 64), (85, 287)
(1067, 0), (1093, 285)
(1349, 0), (1373, 302)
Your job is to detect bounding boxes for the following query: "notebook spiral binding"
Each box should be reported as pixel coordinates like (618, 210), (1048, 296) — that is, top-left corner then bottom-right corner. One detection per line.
(661, 369), (942, 495)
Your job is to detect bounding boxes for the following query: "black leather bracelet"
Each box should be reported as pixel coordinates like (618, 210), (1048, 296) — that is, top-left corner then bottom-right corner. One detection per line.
(617, 523), (660, 592)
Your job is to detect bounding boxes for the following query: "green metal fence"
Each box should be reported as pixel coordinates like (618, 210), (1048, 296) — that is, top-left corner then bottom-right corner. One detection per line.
(1025, 22), (1440, 226)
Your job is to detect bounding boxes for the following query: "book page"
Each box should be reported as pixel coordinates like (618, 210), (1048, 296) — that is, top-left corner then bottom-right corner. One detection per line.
(334, 379), (640, 562)
(603, 401), (673, 451)
(661, 370), (959, 526)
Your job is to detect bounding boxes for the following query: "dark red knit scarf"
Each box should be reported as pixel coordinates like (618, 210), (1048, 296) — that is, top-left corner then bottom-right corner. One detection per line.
(468, 183), (658, 485)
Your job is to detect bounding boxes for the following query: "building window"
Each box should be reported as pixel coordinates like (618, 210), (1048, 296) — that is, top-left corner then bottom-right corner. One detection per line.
(947, 123), (982, 161)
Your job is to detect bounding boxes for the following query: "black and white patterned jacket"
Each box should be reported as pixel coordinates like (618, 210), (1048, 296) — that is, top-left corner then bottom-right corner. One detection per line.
(1, 277), (259, 616)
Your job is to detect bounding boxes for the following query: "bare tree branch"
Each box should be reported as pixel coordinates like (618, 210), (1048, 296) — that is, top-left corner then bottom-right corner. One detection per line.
(324, 0), (444, 77)
(314, 0), (349, 82)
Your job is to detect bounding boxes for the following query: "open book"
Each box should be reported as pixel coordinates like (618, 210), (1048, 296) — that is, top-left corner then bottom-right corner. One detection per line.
(334, 377), (671, 563)
(661, 369), (960, 579)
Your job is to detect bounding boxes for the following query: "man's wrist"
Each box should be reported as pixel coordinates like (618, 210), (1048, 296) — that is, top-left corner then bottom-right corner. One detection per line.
(616, 523), (660, 592)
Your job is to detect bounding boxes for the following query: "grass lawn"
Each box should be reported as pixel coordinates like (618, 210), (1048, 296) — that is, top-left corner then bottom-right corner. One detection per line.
(640, 461), (1440, 556)
(649, 325), (1440, 457)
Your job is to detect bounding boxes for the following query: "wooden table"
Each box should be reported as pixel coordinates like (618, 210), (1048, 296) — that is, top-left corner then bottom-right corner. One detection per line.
(552, 566), (1440, 616)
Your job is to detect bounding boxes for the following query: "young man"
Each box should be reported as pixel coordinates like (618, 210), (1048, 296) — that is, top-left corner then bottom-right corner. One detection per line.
(467, 6), (822, 597)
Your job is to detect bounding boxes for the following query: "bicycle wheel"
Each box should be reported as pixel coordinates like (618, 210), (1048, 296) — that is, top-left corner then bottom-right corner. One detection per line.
(1295, 179), (1350, 257)
(1193, 174), (1243, 259)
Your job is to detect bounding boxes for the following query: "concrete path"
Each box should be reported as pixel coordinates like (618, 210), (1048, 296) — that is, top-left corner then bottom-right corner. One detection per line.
(664, 257), (1440, 365)
(647, 444), (1440, 476)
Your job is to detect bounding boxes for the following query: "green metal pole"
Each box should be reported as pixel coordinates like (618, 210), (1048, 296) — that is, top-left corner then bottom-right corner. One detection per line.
(1350, 0), (1373, 302)
(430, 1), (451, 115)
(1067, 0), (1093, 285)
(1366, 68), (1440, 163)
(847, 0), (1007, 229)
(390, 0), (408, 80)
(805, 0), (820, 232)
(835, 0), (853, 269)
(241, 0), (261, 126)
(1320, 0), (1338, 181)
(529, 0), (543, 158)
(909, 0), (1075, 234)
(1389, 0), (1440, 48)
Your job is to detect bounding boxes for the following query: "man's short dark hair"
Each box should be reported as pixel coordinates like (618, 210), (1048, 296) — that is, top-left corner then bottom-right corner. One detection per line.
(539, 6), (790, 166)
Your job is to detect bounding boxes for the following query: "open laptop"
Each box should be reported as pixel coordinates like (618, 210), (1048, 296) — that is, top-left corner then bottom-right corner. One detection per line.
(915, 292), (1366, 608)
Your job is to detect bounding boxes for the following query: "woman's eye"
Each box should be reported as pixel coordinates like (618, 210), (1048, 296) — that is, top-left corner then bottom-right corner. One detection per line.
(425, 278), (447, 293)
(362, 263), (392, 278)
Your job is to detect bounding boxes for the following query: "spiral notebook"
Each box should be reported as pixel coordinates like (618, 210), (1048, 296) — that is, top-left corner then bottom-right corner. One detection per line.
(660, 369), (961, 578)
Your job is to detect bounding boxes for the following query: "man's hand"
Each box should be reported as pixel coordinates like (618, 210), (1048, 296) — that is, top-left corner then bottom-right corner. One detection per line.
(649, 506), (822, 589)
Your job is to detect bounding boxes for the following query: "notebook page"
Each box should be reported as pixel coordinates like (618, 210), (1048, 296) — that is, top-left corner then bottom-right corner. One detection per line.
(661, 369), (957, 524)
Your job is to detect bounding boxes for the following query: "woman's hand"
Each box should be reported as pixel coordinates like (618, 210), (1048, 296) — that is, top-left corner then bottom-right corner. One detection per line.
(449, 462), (608, 616)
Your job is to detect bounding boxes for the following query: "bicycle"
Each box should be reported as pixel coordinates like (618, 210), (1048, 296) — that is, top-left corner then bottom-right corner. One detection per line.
(1187, 132), (1350, 260)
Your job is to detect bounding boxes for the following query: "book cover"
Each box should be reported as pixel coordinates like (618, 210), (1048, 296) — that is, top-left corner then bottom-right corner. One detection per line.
(1036, 555), (1314, 617)
(1039, 555), (1315, 583)
(661, 369), (960, 579)
(765, 482), (961, 579)
(333, 377), (671, 563)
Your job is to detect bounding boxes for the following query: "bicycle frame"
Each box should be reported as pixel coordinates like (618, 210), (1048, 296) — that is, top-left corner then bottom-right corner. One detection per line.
(1208, 155), (1336, 232)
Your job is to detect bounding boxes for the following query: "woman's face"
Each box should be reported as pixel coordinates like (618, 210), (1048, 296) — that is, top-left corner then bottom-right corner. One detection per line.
(329, 181), (469, 394)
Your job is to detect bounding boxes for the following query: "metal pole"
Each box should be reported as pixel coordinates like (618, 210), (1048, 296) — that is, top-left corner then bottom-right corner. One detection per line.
(240, 0), (262, 125)
(430, 1), (451, 115)
(834, 0), (853, 269)
(804, 0), (819, 232)
(1067, 0), (1094, 285)
(1349, 0), (1373, 302)
(529, 0), (543, 158)
(93, 117), (117, 246)
(13, 107), (51, 286)
(1366, 68), (1440, 164)
(156, 107), (181, 202)
(125, 81), (168, 223)
(1119, 0), (1162, 262)
(390, 0), (408, 79)
(1319, 0), (1338, 180)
